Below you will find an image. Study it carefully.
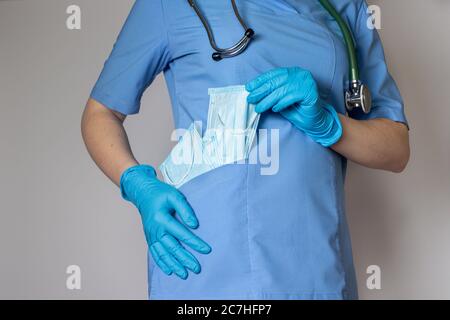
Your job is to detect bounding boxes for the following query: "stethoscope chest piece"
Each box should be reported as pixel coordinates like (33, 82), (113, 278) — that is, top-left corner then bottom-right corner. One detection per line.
(345, 81), (372, 114)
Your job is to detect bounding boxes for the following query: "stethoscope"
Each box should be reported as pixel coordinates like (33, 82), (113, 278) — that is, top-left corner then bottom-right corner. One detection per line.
(187, 0), (372, 114)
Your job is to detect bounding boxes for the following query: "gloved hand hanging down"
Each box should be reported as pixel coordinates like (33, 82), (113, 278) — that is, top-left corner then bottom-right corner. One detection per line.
(246, 67), (343, 147)
(120, 165), (211, 279)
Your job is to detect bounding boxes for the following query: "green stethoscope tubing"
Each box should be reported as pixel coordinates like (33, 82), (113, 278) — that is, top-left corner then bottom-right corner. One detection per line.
(318, 0), (359, 82)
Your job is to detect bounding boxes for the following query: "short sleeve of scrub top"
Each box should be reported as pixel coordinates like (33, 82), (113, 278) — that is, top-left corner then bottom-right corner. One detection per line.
(348, 1), (408, 127)
(90, 0), (171, 115)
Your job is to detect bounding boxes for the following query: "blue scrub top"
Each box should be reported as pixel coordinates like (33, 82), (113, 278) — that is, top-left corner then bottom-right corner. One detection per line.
(91, 0), (407, 300)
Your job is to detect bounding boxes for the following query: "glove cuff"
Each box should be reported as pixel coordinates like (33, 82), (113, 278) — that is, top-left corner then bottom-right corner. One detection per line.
(316, 104), (343, 147)
(120, 164), (157, 203)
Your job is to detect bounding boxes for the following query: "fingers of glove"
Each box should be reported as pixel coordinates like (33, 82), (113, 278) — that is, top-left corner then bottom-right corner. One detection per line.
(280, 107), (315, 130)
(271, 94), (303, 113)
(298, 73), (319, 106)
(160, 234), (201, 274)
(165, 219), (212, 254)
(245, 68), (287, 92)
(302, 87), (319, 107)
(167, 191), (199, 229)
(279, 107), (296, 121)
(152, 242), (188, 280)
(149, 244), (172, 276)
(272, 91), (319, 115)
(247, 73), (289, 105)
(254, 86), (290, 113)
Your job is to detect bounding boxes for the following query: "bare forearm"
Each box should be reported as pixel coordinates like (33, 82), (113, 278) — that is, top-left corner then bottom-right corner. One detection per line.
(331, 115), (410, 173)
(81, 98), (138, 186)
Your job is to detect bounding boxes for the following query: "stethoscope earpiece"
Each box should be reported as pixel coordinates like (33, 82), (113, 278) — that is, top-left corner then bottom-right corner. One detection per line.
(212, 52), (223, 61)
(245, 28), (255, 38)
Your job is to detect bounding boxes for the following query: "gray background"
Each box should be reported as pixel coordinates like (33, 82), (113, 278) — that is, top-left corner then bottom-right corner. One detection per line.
(0, 0), (449, 299)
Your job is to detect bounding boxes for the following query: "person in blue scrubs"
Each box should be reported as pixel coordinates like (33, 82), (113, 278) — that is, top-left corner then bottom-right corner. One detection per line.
(82, 0), (410, 300)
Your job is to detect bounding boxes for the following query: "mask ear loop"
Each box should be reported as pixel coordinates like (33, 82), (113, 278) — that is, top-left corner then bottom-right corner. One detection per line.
(162, 131), (195, 187)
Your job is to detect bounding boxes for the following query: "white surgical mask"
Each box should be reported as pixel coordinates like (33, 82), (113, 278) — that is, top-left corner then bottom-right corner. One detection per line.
(160, 85), (260, 188)
(207, 85), (260, 165)
(159, 122), (214, 188)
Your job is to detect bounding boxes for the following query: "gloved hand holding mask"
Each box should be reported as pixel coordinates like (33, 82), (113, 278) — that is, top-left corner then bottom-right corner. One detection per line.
(120, 164), (212, 279)
(246, 67), (343, 147)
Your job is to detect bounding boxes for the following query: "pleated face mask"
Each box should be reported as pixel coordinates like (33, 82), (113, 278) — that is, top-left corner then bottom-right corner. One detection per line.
(159, 122), (215, 188)
(207, 86), (260, 166)
(160, 85), (260, 188)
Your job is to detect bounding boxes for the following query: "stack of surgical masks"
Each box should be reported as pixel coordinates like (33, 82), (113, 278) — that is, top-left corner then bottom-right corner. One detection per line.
(160, 85), (260, 188)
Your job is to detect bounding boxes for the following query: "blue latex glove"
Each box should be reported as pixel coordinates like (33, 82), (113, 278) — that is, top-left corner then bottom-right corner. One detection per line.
(120, 164), (211, 279)
(246, 67), (343, 147)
